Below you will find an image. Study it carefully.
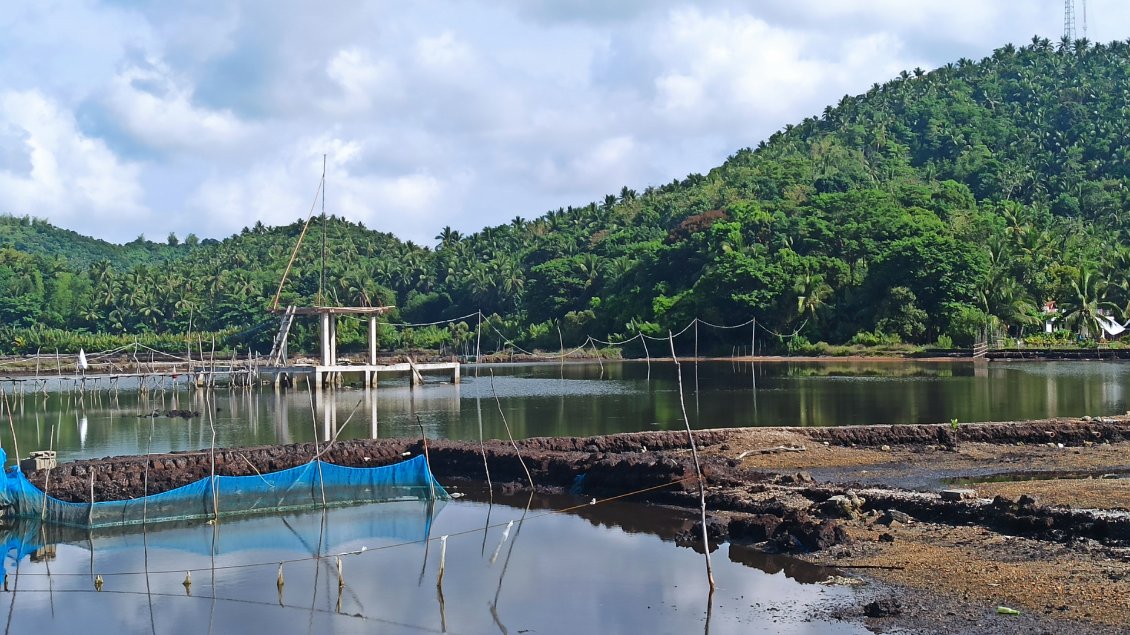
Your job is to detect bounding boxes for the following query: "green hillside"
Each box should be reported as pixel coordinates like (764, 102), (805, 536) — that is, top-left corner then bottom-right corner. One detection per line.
(3, 36), (1129, 355)
(0, 215), (197, 270)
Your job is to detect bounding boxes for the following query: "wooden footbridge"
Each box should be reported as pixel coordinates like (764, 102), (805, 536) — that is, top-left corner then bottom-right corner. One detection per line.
(261, 307), (459, 389)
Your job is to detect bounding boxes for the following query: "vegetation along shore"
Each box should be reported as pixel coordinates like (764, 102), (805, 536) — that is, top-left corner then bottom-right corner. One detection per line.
(5, 38), (1130, 360)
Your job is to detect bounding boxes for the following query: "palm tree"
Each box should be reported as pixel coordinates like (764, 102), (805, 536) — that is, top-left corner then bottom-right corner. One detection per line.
(1058, 266), (1116, 339)
(435, 226), (462, 250)
(793, 271), (832, 323)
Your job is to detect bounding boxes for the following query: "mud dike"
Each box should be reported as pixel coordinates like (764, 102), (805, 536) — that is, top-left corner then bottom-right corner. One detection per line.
(19, 418), (1130, 550)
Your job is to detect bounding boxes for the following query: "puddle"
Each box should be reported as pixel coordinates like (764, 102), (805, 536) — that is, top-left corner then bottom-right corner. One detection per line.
(944, 469), (1128, 486)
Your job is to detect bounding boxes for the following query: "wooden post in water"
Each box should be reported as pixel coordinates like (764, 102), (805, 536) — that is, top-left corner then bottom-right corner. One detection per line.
(668, 332), (715, 592)
(476, 311), (483, 364)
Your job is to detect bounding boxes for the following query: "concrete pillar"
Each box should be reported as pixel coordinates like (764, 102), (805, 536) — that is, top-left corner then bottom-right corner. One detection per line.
(368, 316), (378, 366)
(320, 313), (331, 366)
(368, 386), (378, 439)
(453, 363), (460, 384)
(321, 391), (334, 442)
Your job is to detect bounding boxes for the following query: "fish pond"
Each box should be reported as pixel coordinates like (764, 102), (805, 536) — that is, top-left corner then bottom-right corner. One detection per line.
(0, 490), (868, 634)
(2, 359), (1128, 633)
(3, 359), (1130, 461)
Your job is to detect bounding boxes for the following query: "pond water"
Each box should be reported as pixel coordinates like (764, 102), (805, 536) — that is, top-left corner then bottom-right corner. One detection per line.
(0, 492), (867, 634)
(3, 359), (1127, 633)
(3, 359), (1130, 461)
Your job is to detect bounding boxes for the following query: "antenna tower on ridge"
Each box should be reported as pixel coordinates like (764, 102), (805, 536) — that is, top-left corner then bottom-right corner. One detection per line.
(1064, 0), (1076, 42)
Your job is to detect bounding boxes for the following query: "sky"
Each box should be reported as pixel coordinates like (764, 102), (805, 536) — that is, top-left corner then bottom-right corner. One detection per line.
(2, 1), (1128, 247)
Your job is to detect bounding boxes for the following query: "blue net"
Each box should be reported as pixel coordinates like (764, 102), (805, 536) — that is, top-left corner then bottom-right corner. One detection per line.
(1, 498), (445, 565)
(0, 448), (448, 529)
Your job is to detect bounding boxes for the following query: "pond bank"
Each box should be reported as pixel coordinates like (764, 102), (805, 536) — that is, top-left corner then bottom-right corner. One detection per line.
(15, 417), (1130, 634)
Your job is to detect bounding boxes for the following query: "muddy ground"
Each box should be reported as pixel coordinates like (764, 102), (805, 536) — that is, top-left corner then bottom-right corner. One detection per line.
(18, 416), (1130, 634)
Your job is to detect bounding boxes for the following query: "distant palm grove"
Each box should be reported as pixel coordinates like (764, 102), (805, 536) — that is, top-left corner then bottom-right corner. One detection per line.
(3, 36), (1130, 357)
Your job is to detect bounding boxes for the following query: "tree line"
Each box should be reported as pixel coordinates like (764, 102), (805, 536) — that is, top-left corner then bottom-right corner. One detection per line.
(2, 36), (1130, 355)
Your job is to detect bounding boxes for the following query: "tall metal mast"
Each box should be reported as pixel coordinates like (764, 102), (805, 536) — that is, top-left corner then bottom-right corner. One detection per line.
(320, 154), (327, 305)
(1064, 0), (1076, 42)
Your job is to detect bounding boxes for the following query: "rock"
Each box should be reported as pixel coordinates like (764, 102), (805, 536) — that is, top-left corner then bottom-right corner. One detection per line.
(676, 516), (727, 553)
(863, 598), (902, 618)
(991, 495), (1014, 510)
(728, 514), (783, 543)
(769, 510), (852, 553)
(819, 492), (865, 519)
(880, 509), (912, 525)
(880, 444), (891, 452)
(1017, 494), (1040, 510)
(778, 471), (814, 485)
(878, 532), (895, 543)
(939, 488), (975, 502)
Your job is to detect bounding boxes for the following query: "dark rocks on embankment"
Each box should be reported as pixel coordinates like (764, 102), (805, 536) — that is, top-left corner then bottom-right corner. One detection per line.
(15, 419), (1130, 555)
(797, 417), (1130, 448)
(21, 430), (741, 505)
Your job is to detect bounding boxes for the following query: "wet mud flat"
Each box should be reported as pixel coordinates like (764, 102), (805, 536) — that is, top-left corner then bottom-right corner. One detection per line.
(18, 417), (1130, 634)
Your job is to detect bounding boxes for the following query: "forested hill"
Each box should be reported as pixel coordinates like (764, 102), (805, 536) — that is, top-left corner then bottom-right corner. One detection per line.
(3, 36), (1129, 355)
(0, 215), (200, 270)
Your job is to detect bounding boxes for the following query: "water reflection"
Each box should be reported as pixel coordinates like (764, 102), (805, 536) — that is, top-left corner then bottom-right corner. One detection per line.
(4, 360), (1130, 461)
(0, 495), (867, 635)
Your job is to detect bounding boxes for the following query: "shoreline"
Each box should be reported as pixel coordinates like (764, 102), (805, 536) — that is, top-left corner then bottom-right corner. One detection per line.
(12, 416), (1130, 633)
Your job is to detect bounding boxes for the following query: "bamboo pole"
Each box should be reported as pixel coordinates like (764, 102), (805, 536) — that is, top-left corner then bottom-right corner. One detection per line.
(3, 389), (20, 465)
(476, 397), (493, 500)
(88, 469), (95, 526)
(476, 311), (483, 365)
(39, 424), (55, 522)
(416, 415), (437, 501)
(668, 332), (715, 591)
(305, 376), (328, 508)
(489, 371), (534, 489)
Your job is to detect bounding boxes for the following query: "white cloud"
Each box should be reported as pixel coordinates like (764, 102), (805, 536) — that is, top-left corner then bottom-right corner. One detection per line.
(650, 8), (909, 129)
(323, 48), (400, 115)
(100, 57), (250, 155)
(5, 0), (1130, 245)
(415, 31), (476, 75)
(0, 90), (146, 231)
(186, 133), (463, 244)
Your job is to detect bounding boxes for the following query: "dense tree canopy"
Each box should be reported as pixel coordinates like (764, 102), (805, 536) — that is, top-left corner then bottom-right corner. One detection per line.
(3, 37), (1130, 355)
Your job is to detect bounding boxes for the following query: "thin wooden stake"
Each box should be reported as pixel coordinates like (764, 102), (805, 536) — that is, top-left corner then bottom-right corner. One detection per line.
(2, 389), (20, 465)
(436, 535), (448, 587)
(416, 415), (437, 501)
(669, 332), (715, 591)
(207, 395), (219, 521)
(476, 311), (483, 364)
(557, 321), (565, 377)
(489, 371), (534, 489)
(305, 376), (328, 508)
(476, 397), (493, 500)
(640, 333), (651, 379)
(88, 469), (95, 527)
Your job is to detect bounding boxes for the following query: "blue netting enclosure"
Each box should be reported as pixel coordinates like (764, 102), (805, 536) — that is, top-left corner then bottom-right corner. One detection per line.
(0, 448), (449, 529)
(1, 498), (445, 564)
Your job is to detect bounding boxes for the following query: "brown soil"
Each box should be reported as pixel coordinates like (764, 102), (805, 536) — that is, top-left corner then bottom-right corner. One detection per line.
(18, 417), (1130, 634)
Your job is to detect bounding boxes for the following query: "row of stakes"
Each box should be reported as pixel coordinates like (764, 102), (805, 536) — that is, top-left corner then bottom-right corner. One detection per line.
(67, 535), (453, 604)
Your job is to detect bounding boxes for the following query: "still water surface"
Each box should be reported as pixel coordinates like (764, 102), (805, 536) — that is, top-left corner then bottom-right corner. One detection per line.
(0, 492), (866, 634)
(2, 359), (1128, 633)
(3, 359), (1130, 461)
